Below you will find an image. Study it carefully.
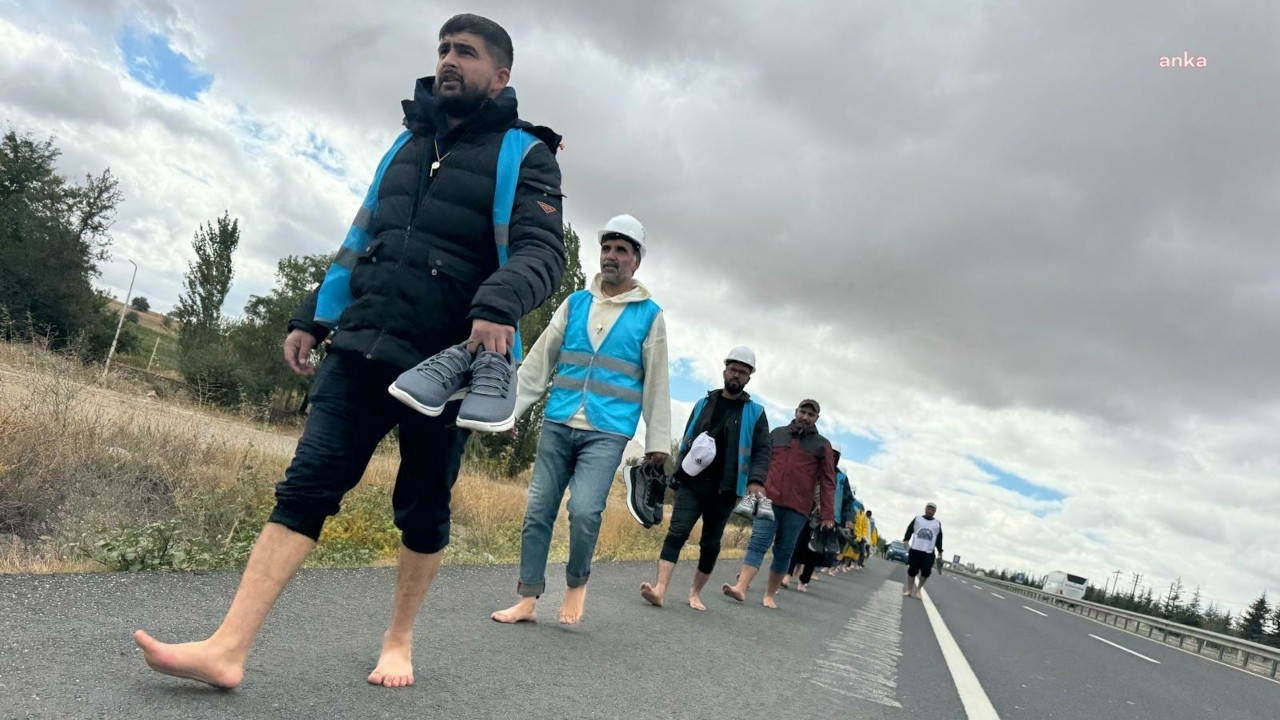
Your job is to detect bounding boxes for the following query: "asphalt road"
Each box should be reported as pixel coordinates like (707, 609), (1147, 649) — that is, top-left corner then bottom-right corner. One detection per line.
(1, 558), (964, 720)
(925, 572), (1279, 719)
(6, 558), (1272, 719)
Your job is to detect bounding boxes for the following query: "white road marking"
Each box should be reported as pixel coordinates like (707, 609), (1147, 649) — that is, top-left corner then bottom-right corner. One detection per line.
(921, 589), (1002, 719)
(810, 583), (905, 707)
(990, 592), (1006, 599)
(1089, 634), (1162, 664)
(1022, 606), (1048, 617)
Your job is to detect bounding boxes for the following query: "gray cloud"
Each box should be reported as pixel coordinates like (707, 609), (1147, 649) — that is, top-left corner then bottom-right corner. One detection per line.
(3, 0), (1277, 612)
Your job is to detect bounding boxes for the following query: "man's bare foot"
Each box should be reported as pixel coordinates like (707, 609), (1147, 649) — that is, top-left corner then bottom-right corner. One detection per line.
(913, 590), (923, 599)
(796, 583), (808, 593)
(762, 594), (778, 609)
(133, 630), (244, 689)
(721, 583), (745, 602)
(640, 582), (665, 608)
(688, 592), (707, 612)
(559, 586), (588, 625)
(903, 589), (912, 596)
(491, 598), (538, 624)
(367, 633), (414, 688)
(780, 574), (792, 589)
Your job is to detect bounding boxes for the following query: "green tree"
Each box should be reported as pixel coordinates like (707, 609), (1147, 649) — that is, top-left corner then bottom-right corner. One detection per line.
(1268, 602), (1280, 648)
(466, 223), (588, 476)
(125, 310), (140, 324)
(175, 212), (241, 404)
(0, 129), (124, 358)
(1236, 592), (1270, 642)
(227, 253), (332, 410)
(1177, 586), (1204, 627)
(129, 296), (150, 312)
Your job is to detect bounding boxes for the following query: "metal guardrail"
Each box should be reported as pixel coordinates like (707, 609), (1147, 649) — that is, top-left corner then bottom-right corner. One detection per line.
(952, 569), (1280, 679)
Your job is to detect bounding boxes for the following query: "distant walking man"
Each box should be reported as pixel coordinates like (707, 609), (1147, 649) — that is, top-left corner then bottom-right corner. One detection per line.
(722, 399), (836, 609)
(639, 347), (770, 611)
(492, 213), (670, 626)
(903, 502), (943, 598)
(133, 14), (565, 690)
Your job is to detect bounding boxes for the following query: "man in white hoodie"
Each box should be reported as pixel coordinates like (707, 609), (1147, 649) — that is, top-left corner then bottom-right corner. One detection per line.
(492, 214), (671, 625)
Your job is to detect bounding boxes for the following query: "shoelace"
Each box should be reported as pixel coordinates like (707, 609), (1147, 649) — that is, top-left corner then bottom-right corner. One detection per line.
(468, 352), (513, 397)
(415, 346), (471, 384)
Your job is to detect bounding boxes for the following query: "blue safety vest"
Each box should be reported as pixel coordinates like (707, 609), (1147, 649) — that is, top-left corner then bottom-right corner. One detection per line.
(317, 127), (540, 361)
(834, 470), (850, 523)
(678, 394), (766, 496)
(545, 290), (660, 437)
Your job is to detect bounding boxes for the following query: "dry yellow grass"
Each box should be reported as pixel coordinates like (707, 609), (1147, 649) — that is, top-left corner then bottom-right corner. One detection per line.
(0, 343), (742, 575)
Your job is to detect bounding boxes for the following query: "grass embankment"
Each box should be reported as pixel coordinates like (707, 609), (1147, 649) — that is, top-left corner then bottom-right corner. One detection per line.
(0, 342), (746, 574)
(103, 300), (180, 378)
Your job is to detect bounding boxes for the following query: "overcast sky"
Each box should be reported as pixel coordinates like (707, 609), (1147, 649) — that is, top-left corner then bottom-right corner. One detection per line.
(2, 0), (1276, 613)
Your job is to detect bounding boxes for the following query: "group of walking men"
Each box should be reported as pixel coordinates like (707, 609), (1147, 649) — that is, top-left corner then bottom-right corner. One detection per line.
(131, 13), (936, 691)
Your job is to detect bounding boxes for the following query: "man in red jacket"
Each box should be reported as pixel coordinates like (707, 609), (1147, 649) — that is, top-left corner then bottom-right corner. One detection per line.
(722, 399), (836, 609)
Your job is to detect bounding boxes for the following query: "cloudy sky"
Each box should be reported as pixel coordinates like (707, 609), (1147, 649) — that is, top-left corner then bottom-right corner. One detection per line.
(3, 0), (1276, 613)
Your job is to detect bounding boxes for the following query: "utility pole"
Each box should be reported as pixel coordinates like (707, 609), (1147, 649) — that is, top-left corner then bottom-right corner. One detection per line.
(145, 336), (160, 372)
(102, 259), (137, 380)
(1107, 569), (1123, 596)
(1130, 572), (1143, 598)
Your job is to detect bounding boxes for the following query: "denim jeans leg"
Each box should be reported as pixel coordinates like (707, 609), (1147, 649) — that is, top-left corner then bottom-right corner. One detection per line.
(742, 513), (778, 569)
(517, 421), (576, 597)
(563, 429), (628, 588)
(770, 507), (808, 575)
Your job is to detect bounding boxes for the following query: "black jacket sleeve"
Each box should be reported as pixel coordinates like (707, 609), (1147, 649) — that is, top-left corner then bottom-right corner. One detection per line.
(935, 526), (943, 554)
(747, 410), (771, 486)
(840, 484), (855, 525)
(468, 141), (566, 326)
(903, 519), (916, 543)
(287, 286), (329, 342)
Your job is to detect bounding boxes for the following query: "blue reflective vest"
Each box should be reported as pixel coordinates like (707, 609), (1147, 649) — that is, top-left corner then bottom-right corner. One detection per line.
(678, 394), (766, 497)
(835, 470), (851, 524)
(316, 127), (540, 361)
(545, 290), (661, 437)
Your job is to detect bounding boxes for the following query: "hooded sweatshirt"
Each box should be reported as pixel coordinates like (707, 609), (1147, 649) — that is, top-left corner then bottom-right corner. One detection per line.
(514, 273), (671, 452)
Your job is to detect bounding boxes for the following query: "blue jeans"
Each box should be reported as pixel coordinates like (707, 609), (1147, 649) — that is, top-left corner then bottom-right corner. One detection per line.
(743, 506), (808, 575)
(518, 420), (628, 596)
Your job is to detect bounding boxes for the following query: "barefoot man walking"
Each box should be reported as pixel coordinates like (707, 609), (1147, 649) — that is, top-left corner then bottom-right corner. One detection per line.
(491, 214), (670, 626)
(639, 347), (771, 611)
(722, 399), (836, 609)
(903, 502), (943, 598)
(134, 14), (566, 689)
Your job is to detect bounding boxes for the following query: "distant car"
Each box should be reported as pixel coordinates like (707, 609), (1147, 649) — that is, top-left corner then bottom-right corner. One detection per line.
(887, 540), (909, 563)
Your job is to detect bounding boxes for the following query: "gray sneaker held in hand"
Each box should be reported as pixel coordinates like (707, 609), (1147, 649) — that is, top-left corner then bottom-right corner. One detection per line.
(456, 350), (518, 432)
(388, 343), (472, 417)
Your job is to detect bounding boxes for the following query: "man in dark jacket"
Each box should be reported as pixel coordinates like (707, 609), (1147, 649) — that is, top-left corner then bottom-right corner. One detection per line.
(639, 347), (770, 612)
(134, 14), (565, 690)
(723, 399), (836, 609)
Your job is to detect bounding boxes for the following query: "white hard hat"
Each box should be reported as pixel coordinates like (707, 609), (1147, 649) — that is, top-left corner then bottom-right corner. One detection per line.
(598, 214), (647, 259)
(724, 346), (756, 371)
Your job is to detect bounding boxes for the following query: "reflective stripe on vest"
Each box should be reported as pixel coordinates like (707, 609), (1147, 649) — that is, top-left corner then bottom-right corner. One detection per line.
(545, 290), (660, 437)
(678, 395), (765, 496)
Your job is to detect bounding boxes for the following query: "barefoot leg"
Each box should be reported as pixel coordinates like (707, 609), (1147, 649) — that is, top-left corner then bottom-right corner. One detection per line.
(135, 522), (314, 689)
(641, 560), (675, 607)
(492, 597), (539, 624)
(368, 546), (443, 688)
(560, 585), (588, 625)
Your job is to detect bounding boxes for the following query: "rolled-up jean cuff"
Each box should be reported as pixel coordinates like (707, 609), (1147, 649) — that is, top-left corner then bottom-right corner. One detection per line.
(567, 572), (590, 589)
(267, 506), (325, 542)
(518, 581), (545, 597)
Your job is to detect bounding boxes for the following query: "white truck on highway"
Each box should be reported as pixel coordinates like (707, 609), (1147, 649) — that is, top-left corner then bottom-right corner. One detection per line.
(1042, 571), (1088, 599)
